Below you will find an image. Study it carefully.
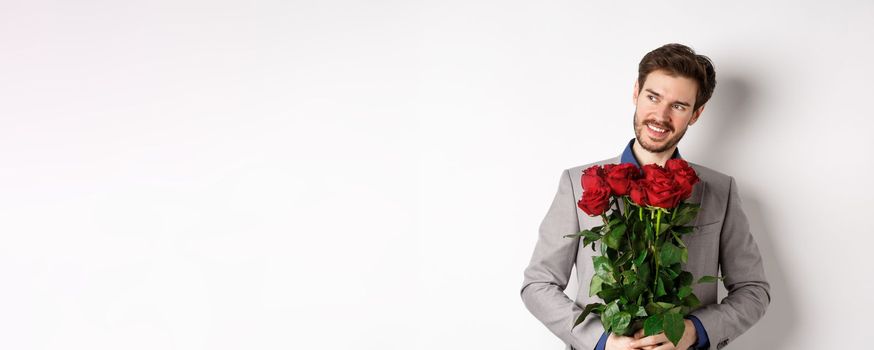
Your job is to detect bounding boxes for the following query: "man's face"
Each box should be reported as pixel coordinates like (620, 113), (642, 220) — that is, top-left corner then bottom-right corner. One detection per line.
(632, 69), (704, 154)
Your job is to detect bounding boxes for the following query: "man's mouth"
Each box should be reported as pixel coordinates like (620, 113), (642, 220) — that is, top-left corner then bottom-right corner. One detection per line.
(646, 122), (670, 136)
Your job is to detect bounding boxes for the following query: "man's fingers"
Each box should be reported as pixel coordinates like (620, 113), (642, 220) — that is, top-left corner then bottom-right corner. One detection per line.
(629, 333), (667, 348)
(634, 328), (644, 339)
(651, 344), (675, 350)
(630, 343), (658, 350)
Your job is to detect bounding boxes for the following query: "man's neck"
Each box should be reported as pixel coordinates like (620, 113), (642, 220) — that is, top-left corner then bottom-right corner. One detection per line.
(632, 139), (677, 167)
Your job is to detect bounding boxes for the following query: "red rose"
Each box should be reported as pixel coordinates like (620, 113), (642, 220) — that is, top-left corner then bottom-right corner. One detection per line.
(578, 186), (611, 216)
(603, 163), (641, 196)
(581, 165), (606, 190)
(641, 164), (684, 209)
(665, 159), (700, 201)
(578, 165), (611, 216)
(629, 179), (649, 207)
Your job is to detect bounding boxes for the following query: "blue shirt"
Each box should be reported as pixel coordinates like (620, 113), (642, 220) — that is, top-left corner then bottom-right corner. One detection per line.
(593, 138), (710, 350)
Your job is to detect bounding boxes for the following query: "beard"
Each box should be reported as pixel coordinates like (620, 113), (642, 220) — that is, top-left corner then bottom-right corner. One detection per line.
(632, 109), (688, 154)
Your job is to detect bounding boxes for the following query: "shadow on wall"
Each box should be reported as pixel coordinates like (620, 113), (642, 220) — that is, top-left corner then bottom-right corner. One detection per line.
(717, 196), (798, 350)
(697, 75), (754, 163)
(705, 75), (797, 349)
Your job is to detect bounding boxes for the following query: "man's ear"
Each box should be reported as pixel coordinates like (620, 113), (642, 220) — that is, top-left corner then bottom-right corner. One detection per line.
(632, 80), (639, 106)
(689, 105), (705, 125)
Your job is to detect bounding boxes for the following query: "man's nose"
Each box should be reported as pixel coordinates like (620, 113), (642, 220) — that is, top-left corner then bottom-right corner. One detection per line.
(655, 103), (672, 121)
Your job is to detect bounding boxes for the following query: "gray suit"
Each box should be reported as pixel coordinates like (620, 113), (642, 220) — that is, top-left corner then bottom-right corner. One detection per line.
(520, 155), (770, 350)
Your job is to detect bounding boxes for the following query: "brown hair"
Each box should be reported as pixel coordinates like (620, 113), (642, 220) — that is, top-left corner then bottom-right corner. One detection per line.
(637, 43), (716, 111)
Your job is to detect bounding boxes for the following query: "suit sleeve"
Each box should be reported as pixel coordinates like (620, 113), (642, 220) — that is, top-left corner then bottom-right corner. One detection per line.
(520, 169), (605, 349)
(689, 176), (771, 349)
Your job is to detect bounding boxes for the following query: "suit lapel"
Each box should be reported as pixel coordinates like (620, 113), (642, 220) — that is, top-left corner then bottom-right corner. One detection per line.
(688, 163), (708, 227)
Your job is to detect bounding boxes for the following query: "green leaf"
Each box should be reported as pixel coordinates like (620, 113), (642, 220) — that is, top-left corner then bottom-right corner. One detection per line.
(597, 286), (622, 302)
(678, 271), (694, 289)
(644, 302), (660, 316)
(658, 223), (671, 235)
(611, 311), (632, 335)
(621, 270), (638, 286)
(663, 312), (685, 346)
(632, 220), (643, 236)
(683, 293), (701, 309)
(604, 223), (626, 250)
(659, 241), (683, 266)
(661, 266), (679, 280)
(633, 249), (648, 267)
(636, 263), (651, 285)
(632, 236), (646, 254)
(678, 286), (692, 299)
(625, 264), (649, 302)
(655, 302), (675, 310)
(573, 302), (602, 327)
(593, 256), (616, 284)
(643, 313), (664, 336)
(601, 301), (619, 331)
(634, 306), (648, 317)
(562, 229), (588, 239)
(659, 273), (674, 293)
(589, 275), (604, 297)
(673, 225), (694, 235)
(616, 250), (634, 267)
(655, 276), (666, 297)
(697, 275), (721, 284)
(625, 280), (647, 303)
(670, 204), (699, 226)
(645, 221), (654, 242)
(581, 230), (603, 247)
(625, 305), (640, 318)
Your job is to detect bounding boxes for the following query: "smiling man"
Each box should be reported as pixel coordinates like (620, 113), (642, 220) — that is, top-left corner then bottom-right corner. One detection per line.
(521, 43), (770, 350)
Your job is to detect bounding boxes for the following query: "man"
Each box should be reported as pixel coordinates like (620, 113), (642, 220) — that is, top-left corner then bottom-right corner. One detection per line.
(520, 43), (770, 350)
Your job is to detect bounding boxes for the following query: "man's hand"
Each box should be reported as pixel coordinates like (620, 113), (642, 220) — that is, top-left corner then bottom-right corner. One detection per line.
(626, 319), (698, 350)
(605, 332), (639, 350)
(605, 332), (661, 350)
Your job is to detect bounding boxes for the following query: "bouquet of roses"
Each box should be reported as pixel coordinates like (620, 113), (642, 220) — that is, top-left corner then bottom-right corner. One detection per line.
(563, 159), (721, 346)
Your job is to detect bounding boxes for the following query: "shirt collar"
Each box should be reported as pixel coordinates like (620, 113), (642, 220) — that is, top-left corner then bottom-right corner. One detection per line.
(619, 138), (682, 169)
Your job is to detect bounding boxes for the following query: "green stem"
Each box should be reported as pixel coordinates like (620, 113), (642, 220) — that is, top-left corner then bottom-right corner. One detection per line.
(656, 210), (662, 238)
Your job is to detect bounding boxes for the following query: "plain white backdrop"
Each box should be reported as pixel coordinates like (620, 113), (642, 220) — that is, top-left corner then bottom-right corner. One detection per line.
(1, 0), (872, 349)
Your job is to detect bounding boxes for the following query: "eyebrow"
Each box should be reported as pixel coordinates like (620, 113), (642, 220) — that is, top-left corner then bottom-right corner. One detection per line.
(645, 88), (692, 107)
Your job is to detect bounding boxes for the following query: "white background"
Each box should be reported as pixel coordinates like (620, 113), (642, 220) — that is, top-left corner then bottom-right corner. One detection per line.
(1, 1), (872, 349)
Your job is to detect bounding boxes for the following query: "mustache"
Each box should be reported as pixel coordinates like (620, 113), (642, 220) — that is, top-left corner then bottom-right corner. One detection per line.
(642, 120), (672, 131)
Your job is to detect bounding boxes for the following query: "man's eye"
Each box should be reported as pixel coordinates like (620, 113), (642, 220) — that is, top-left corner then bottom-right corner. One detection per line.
(648, 95), (657, 102)
(673, 104), (685, 111)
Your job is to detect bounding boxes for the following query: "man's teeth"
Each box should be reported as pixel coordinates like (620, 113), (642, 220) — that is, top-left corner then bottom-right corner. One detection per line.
(647, 124), (666, 133)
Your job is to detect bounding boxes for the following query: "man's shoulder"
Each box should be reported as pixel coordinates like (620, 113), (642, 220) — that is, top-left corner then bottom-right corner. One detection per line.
(687, 161), (733, 189)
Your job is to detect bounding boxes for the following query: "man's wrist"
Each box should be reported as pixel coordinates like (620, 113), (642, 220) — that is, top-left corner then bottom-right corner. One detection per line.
(685, 315), (709, 349)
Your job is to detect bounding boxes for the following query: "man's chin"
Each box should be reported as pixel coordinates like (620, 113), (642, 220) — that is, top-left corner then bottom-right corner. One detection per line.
(638, 139), (674, 154)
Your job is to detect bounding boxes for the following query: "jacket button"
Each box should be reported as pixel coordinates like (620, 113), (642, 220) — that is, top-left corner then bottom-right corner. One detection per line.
(716, 339), (730, 349)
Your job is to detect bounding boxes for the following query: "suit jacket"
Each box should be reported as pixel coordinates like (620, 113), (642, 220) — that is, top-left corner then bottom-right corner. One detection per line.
(520, 155), (771, 350)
